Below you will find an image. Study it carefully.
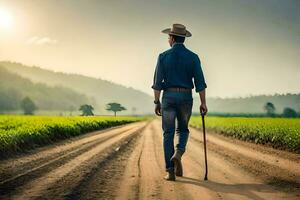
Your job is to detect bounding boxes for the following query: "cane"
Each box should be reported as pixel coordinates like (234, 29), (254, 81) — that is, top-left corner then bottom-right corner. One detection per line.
(201, 113), (208, 180)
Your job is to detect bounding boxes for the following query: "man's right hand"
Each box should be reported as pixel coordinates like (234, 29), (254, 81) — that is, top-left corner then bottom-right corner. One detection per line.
(200, 103), (208, 115)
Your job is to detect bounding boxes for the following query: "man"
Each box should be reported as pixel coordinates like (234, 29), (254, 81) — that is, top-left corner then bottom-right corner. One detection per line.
(151, 23), (208, 181)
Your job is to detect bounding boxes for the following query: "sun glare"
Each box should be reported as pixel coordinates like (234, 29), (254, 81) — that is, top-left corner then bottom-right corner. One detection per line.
(0, 8), (13, 30)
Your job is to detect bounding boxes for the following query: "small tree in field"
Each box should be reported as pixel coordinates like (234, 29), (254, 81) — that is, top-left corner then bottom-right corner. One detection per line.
(106, 102), (126, 116)
(282, 107), (297, 118)
(263, 102), (276, 117)
(79, 104), (94, 116)
(20, 97), (37, 115)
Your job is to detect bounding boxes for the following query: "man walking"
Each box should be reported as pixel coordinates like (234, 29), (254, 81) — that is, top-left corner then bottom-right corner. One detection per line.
(151, 23), (208, 181)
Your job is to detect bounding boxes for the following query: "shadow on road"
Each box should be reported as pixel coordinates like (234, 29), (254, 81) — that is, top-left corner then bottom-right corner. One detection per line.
(177, 176), (277, 200)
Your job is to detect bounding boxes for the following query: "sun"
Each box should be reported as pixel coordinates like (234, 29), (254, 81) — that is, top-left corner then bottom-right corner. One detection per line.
(0, 8), (13, 30)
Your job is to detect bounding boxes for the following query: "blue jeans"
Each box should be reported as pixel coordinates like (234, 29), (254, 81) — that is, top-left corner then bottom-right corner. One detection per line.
(161, 91), (193, 172)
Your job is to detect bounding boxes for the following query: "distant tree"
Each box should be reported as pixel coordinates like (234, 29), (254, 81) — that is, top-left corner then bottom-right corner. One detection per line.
(106, 102), (126, 116)
(263, 102), (276, 117)
(79, 104), (94, 116)
(282, 107), (297, 118)
(20, 97), (37, 115)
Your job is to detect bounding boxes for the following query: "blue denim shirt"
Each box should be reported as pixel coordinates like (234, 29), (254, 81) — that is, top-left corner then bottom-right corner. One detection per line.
(151, 43), (207, 94)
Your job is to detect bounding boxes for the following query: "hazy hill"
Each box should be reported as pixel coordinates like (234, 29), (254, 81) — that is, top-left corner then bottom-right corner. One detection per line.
(0, 66), (94, 112)
(1, 61), (298, 115)
(1, 61), (153, 115)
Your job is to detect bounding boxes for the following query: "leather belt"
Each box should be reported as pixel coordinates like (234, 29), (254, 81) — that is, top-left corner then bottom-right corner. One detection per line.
(165, 87), (192, 92)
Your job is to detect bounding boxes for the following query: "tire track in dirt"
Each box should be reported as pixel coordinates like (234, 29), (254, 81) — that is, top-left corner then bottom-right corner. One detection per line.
(53, 129), (145, 200)
(0, 123), (137, 183)
(0, 121), (147, 200)
(115, 125), (145, 200)
(189, 126), (300, 196)
(190, 126), (300, 176)
(117, 121), (166, 200)
(185, 139), (293, 199)
(0, 127), (140, 195)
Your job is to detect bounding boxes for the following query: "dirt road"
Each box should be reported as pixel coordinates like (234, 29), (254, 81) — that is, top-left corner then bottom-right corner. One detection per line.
(0, 119), (299, 200)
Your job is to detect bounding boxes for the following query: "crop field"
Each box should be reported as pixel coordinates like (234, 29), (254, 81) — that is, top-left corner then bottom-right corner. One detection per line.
(190, 116), (300, 152)
(0, 115), (147, 156)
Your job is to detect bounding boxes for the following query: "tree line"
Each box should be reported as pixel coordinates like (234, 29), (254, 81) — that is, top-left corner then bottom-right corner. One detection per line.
(20, 96), (127, 116)
(263, 102), (299, 118)
(200, 101), (300, 118)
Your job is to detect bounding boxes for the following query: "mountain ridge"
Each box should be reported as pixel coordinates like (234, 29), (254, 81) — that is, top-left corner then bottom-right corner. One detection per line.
(1, 61), (153, 115)
(1, 61), (299, 115)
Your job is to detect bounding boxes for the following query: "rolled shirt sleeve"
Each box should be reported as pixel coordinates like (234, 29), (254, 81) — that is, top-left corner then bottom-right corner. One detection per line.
(193, 55), (207, 92)
(151, 54), (164, 91)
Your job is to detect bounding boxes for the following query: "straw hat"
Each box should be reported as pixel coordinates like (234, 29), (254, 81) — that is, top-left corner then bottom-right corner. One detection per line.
(161, 23), (192, 37)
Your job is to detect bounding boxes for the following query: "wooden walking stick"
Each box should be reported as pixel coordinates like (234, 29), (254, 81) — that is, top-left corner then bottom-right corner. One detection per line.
(201, 113), (208, 180)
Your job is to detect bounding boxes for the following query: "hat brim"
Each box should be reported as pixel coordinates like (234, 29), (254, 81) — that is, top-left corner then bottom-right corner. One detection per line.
(161, 28), (192, 37)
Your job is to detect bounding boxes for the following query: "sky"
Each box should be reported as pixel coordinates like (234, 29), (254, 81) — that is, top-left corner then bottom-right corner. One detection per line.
(0, 0), (299, 98)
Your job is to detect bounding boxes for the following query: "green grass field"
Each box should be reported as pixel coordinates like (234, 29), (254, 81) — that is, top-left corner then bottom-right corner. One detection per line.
(1, 115), (299, 157)
(0, 115), (148, 156)
(190, 116), (300, 152)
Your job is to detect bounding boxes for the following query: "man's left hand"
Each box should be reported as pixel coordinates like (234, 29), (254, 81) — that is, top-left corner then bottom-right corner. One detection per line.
(155, 103), (162, 116)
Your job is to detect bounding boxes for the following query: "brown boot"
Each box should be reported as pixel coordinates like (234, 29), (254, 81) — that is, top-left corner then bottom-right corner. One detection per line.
(171, 150), (183, 176)
(164, 170), (176, 181)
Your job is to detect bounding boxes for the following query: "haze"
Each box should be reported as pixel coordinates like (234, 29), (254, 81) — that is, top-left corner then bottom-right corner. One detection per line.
(0, 0), (299, 98)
